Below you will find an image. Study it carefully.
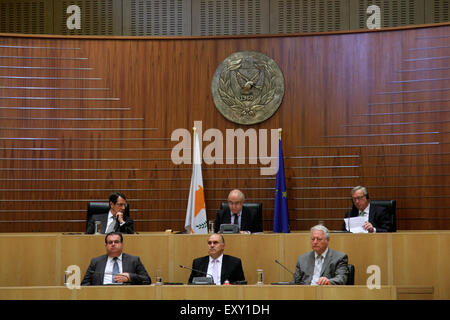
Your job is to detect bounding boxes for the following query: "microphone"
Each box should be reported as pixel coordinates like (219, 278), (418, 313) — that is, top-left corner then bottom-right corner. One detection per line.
(274, 259), (295, 275)
(272, 259), (295, 285)
(179, 265), (215, 284)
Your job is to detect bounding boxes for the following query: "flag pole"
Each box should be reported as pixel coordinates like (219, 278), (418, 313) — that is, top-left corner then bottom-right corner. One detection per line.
(273, 127), (289, 233)
(185, 124), (208, 234)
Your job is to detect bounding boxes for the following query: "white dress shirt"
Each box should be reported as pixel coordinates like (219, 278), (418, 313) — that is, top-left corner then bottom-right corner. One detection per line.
(207, 254), (223, 285)
(311, 248), (329, 285)
(103, 254), (123, 284)
(105, 210), (125, 233)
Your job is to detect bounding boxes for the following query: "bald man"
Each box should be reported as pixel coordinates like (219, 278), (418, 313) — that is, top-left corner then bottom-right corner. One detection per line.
(214, 189), (263, 234)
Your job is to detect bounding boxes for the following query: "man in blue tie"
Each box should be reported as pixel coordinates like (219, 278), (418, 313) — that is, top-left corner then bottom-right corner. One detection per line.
(291, 225), (348, 285)
(81, 232), (151, 285)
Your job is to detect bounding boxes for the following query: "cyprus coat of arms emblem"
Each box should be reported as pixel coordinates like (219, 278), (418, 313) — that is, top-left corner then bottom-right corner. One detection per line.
(211, 51), (285, 125)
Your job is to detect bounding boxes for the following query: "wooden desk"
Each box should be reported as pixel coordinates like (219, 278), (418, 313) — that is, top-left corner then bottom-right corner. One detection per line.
(0, 232), (447, 299)
(0, 285), (404, 300)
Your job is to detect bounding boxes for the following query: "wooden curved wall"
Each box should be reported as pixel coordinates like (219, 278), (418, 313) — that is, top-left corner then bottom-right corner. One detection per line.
(0, 23), (449, 232)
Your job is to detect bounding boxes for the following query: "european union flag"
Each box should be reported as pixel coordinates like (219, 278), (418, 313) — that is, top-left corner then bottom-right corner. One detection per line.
(273, 138), (290, 233)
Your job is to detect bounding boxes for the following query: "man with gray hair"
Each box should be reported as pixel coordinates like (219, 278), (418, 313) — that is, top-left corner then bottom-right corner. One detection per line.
(291, 225), (348, 285)
(343, 186), (392, 233)
(214, 189), (262, 234)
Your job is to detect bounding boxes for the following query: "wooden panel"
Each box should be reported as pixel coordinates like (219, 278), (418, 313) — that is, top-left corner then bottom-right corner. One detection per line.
(191, 0), (270, 36)
(0, 24), (449, 232)
(0, 233), (58, 286)
(392, 232), (450, 299)
(53, 0), (123, 35)
(0, 0), (53, 34)
(0, 232), (447, 298)
(270, 0), (350, 33)
(123, 0), (191, 36)
(0, 284), (400, 300)
(349, 0), (425, 30)
(425, 0), (450, 23)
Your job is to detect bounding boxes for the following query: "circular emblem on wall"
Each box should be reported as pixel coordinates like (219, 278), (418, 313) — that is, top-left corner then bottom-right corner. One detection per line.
(211, 51), (285, 125)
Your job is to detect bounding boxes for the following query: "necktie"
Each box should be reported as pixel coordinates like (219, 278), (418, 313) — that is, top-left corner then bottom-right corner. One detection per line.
(106, 216), (117, 233)
(112, 257), (119, 283)
(311, 255), (323, 285)
(233, 214), (239, 227)
(212, 259), (219, 285)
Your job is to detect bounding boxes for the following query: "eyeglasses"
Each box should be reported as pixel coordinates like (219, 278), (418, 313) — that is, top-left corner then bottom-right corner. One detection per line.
(207, 241), (220, 245)
(107, 240), (121, 244)
(228, 201), (242, 206)
(352, 195), (366, 201)
(115, 203), (126, 207)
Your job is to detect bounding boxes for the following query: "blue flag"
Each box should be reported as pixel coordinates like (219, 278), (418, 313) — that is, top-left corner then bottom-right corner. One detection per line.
(273, 138), (290, 233)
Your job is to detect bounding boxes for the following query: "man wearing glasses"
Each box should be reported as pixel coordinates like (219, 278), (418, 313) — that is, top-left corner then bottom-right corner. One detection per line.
(86, 192), (134, 234)
(343, 186), (392, 233)
(81, 232), (151, 285)
(214, 189), (262, 234)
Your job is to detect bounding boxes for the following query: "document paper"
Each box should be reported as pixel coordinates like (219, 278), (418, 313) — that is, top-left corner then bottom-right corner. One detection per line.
(344, 216), (369, 233)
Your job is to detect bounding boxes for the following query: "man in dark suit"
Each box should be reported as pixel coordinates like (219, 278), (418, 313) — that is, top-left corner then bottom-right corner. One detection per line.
(85, 192), (134, 234)
(343, 186), (392, 233)
(188, 233), (245, 285)
(292, 225), (348, 285)
(81, 232), (150, 285)
(214, 189), (262, 234)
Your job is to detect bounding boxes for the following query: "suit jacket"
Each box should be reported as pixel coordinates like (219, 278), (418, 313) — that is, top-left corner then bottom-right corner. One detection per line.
(188, 254), (245, 285)
(214, 206), (262, 233)
(85, 212), (134, 234)
(81, 253), (150, 285)
(291, 248), (348, 285)
(342, 204), (392, 233)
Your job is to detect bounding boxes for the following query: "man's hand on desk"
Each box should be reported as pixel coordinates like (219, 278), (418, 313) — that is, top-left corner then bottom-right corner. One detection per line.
(316, 277), (330, 285)
(113, 273), (130, 283)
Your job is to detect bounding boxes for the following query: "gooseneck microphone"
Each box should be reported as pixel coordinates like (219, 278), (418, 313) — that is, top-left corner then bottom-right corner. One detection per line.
(179, 265), (215, 282)
(274, 259), (295, 275)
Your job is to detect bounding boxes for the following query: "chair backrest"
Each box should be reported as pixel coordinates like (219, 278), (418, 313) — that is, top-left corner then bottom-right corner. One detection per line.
(220, 202), (263, 232)
(86, 202), (130, 222)
(370, 200), (396, 232)
(347, 264), (355, 285)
